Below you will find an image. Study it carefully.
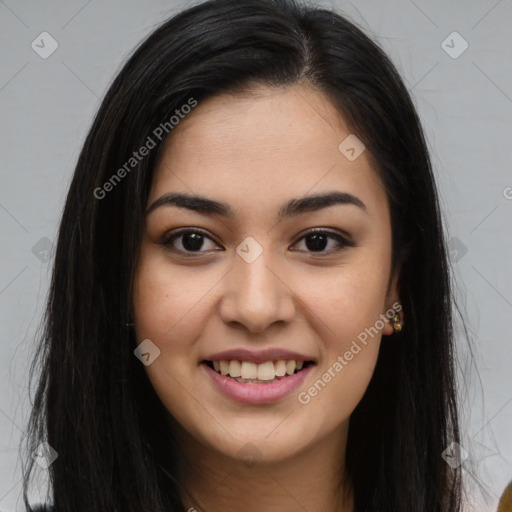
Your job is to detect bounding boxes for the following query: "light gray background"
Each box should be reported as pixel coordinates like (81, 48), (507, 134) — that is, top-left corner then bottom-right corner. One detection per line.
(1, 0), (511, 510)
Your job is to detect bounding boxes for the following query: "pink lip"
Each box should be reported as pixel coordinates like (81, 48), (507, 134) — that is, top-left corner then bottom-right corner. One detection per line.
(204, 348), (314, 365)
(201, 362), (314, 404)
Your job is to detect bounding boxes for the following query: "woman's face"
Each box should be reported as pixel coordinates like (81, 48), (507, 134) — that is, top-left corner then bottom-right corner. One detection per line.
(133, 85), (399, 463)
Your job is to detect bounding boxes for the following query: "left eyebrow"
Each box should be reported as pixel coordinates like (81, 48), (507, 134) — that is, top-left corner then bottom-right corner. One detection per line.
(145, 191), (367, 219)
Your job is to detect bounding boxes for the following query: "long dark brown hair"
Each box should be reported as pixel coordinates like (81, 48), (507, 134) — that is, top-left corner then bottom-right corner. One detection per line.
(23, 0), (463, 510)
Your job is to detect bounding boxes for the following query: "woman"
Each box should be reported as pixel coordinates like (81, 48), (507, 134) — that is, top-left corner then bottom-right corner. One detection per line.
(22, 0), (464, 510)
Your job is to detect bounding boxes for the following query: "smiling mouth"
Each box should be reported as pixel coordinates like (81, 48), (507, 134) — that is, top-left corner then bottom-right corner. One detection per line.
(202, 359), (316, 384)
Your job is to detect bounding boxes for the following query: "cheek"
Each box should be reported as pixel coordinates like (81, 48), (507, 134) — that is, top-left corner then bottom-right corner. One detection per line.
(295, 254), (390, 406)
(132, 251), (214, 342)
(304, 262), (390, 345)
(131, 253), (207, 416)
(294, 272), (385, 428)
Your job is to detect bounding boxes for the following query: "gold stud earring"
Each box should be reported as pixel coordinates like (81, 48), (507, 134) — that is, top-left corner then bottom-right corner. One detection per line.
(390, 311), (403, 333)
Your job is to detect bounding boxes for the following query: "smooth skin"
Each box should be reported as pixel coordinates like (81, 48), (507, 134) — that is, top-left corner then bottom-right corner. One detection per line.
(133, 83), (401, 512)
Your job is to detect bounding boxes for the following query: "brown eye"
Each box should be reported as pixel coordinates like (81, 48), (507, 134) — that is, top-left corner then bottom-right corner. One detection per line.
(291, 229), (354, 254)
(161, 229), (220, 254)
(160, 228), (354, 257)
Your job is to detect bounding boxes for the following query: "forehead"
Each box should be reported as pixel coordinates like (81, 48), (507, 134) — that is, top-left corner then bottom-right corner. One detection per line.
(149, 85), (387, 218)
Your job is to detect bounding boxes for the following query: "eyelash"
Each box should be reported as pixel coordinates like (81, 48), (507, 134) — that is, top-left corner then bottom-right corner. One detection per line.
(159, 228), (354, 257)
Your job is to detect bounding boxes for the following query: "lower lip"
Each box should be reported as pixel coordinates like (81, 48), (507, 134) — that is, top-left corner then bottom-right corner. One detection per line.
(202, 362), (314, 404)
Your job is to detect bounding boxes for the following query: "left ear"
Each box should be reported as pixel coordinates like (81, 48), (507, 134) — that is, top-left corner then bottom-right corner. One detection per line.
(382, 268), (401, 336)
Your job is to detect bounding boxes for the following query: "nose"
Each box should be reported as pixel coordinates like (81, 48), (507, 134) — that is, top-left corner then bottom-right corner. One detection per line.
(218, 246), (296, 334)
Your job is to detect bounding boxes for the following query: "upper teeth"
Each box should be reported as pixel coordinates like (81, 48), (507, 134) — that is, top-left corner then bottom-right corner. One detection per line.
(212, 360), (305, 380)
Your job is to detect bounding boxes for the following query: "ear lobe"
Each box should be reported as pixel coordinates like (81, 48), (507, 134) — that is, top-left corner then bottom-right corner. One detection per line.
(382, 306), (404, 336)
(382, 317), (394, 336)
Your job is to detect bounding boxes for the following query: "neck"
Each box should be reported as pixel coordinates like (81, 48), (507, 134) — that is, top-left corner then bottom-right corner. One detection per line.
(175, 421), (354, 512)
